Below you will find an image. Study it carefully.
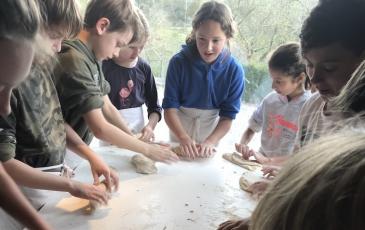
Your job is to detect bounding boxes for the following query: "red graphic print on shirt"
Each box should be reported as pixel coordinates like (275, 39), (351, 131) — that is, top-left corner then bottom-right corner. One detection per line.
(119, 79), (134, 106)
(266, 113), (298, 138)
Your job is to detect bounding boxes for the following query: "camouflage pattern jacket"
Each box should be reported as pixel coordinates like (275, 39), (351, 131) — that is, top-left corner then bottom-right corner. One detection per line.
(0, 68), (66, 167)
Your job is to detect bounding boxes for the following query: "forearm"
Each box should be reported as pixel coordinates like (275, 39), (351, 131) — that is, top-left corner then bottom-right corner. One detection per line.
(102, 96), (133, 135)
(146, 112), (159, 130)
(94, 121), (152, 155)
(266, 155), (289, 166)
(205, 117), (232, 145)
(0, 164), (51, 230)
(65, 123), (96, 161)
(240, 128), (255, 145)
(3, 159), (72, 192)
(164, 109), (190, 140)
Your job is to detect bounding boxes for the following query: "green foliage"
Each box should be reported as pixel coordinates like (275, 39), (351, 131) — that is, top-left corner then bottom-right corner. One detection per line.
(243, 63), (271, 103)
(142, 27), (190, 78)
(76, 0), (318, 102)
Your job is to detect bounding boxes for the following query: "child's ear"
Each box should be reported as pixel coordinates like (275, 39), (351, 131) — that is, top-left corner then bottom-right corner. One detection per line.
(297, 72), (306, 83)
(95, 17), (111, 35)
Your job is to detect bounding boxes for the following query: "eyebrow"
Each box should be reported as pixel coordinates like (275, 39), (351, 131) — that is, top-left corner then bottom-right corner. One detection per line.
(304, 57), (340, 65)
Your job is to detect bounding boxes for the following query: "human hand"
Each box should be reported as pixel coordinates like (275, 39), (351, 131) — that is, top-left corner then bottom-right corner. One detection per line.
(198, 140), (215, 158)
(261, 165), (281, 179)
(235, 143), (253, 160)
(251, 151), (271, 164)
(69, 181), (109, 205)
(140, 125), (155, 142)
(217, 218), (250, 230)
(146, 144), (179, 163)
(248, 181), (270, 199)
(88, 154), (118, 192)
(179, 135), (199, 159)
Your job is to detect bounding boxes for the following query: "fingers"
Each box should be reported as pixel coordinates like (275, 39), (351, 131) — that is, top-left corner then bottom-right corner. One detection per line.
(150, 146), (179, 163)
(235, 143), (252, 160)
(182, 144), (196, 159)
(141, 131), (152, 142)
(92, 171), (100, 186)
(92, 186), (108, 205)
(249, 181), (269, 198)
(162, 149), (179, 163)
(71, 182), (109, 205)
(110, 169), (120, 191)
(199, 145), (213, 158)
(235, 143), (243, 153)
(103, 171), (112, 192)
(191, 143), (199, 158)
(261, 166), (279, 179)
(141, 128), (155, 142)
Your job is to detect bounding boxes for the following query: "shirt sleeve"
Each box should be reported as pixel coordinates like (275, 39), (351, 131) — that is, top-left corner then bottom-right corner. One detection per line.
(248, 101), (264, 132)
(219, 63), (245, 119)
(55, 58), (105, 120)
(143, 62), (162, 121)
(0, 97), (17, 162)
(162, 57), (181, 109)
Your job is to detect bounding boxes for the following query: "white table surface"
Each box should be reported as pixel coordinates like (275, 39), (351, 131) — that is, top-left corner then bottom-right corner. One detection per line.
(39, 145), (259, 230)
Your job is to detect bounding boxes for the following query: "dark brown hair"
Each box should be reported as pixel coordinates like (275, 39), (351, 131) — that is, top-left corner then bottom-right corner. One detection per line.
(84, 0), (134, 33)
(186, 0), (235, 47)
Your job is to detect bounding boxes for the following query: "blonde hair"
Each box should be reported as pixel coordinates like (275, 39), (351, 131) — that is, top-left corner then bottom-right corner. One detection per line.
(38, 0), (83, 39)
(251, 129), (365, 230)
(330, 60), (365, 116)
(0, 0), (40, 40)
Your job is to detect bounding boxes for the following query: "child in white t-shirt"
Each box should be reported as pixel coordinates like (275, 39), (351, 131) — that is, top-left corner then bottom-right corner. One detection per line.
(236, 42), (311, 165)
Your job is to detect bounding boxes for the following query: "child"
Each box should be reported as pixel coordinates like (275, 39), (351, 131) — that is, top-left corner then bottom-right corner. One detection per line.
(103, 8), (162, 142)
(235, 42), (311, 165)
(295, 0), (365, 149)
(218, 0), (365, 218)
(0, 0), (51, 229)
(163, 0), (245, 159)
(220, 128), (365, 230)
(0, 1), (110, 225)
(53, 0), (178, 163)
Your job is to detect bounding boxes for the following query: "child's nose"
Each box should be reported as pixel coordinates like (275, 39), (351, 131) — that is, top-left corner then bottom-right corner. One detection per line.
(113, 48), (121, 58)
(207, 41), (213, 51)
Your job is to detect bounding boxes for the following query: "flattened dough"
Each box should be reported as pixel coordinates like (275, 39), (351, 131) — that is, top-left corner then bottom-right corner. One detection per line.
(222, 152), (261, 171)
(131, 154), (157, 174)
(239, 176), (252, 193)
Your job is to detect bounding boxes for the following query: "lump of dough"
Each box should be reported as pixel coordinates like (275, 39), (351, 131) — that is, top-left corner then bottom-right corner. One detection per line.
(171, 146), (184, 156)
(222, 152), (261, 171)
(88, 181), (109, 212)
(131, 154), (157, 174)
(239, 176), (252, 193)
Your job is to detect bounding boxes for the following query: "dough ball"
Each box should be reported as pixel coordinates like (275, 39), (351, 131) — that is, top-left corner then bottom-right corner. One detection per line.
(131, 154), (157, 174)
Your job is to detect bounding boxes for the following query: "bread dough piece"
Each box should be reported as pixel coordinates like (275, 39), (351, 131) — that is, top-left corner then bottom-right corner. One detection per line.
(88, 181), (108, 212)
(131, 154), (157, 174)
(222, 152), (261, 171)
(171, 146), (184, 156)
(239, 176), (252, 193)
